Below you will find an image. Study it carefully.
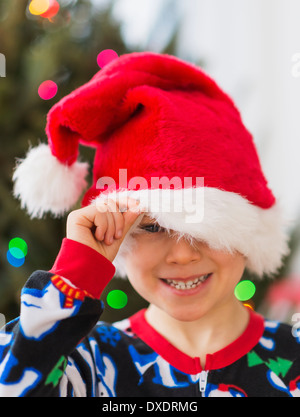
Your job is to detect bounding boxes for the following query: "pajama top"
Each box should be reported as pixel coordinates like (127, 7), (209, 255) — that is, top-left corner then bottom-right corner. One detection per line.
(0, 238), (299, 397)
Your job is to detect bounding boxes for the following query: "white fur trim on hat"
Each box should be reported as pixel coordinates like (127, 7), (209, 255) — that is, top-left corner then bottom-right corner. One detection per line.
(93, 187), (291, 279)
(12, 143), (89, 219)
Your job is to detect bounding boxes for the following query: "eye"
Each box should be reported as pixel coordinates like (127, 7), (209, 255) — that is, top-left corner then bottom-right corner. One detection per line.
(140, 224), (164, 233)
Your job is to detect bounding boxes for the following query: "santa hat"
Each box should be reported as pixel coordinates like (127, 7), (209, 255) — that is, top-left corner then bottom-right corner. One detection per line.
(12, 51), (290, 278)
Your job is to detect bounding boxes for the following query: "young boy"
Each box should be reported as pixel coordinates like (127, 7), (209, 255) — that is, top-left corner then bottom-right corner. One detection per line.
(2, 52), (300, 397)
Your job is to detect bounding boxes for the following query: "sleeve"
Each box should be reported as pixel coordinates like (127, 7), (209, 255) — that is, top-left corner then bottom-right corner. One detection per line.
(285, 357), (300, 397)
(0, 238), (116, 397)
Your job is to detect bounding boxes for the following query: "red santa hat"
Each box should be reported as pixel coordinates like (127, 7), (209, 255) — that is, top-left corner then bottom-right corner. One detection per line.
(12, 51), (290, 278)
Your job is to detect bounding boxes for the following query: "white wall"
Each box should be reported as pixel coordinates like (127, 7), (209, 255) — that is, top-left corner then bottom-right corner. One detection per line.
(176, 0), (300, 227)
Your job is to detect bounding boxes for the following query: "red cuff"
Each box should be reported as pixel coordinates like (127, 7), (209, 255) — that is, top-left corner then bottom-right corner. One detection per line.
(49, 238), (116, 299)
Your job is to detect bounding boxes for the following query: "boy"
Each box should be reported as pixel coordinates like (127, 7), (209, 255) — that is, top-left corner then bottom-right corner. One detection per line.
(2, 52), (300, 397)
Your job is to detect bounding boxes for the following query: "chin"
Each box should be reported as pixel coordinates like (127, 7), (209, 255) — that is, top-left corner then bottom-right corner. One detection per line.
(164, 305), (206, 322)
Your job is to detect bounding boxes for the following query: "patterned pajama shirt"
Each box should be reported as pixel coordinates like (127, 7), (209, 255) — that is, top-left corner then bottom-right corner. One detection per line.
(0, 239), (299, 397)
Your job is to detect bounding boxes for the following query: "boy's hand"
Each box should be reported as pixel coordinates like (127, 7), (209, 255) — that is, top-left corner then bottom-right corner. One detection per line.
(66, 197), (146, 263)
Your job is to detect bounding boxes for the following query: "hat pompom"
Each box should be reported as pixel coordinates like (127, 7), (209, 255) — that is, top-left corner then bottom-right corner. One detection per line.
(12, 143), (89, 219)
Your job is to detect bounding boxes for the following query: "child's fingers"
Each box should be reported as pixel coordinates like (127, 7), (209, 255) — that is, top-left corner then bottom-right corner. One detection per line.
(105, 198), (125, 239)
(103, 209), (116, 245)
(92, 196), (141, 242)
(115, 196), (147, 233)
(93, 203), (110, 243)
(93, 213), (107, 242)
(100, 199), (123, 244)
(66, 196), (147, 261)
(99, 196), (146, 243)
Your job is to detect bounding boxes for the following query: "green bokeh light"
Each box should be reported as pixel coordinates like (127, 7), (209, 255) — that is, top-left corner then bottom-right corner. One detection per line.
(8, 247), (25, 259)
(106, 290), (128, 309)
(234, 280), (256, 301)
(9, 237), (28, 257)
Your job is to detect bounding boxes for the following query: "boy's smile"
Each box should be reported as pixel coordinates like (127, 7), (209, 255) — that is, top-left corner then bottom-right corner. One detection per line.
(159, 272), (213, 296)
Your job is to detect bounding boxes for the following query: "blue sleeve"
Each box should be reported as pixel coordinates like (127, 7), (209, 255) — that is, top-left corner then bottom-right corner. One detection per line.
(0, 271), (103, 397)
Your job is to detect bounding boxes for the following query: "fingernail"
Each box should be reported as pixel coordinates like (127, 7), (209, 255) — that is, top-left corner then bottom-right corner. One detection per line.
(109, 237), (114, 244)
(116, 230), (123, 238)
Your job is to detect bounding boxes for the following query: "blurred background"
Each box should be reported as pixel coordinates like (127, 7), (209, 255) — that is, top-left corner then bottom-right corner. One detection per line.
(1, 0), (300, 326)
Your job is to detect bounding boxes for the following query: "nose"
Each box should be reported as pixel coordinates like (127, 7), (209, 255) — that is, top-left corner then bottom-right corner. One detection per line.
(165, 235), (202, 265)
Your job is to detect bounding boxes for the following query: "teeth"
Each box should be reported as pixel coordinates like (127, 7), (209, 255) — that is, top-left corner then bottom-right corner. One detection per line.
(165, 274), (210, 290)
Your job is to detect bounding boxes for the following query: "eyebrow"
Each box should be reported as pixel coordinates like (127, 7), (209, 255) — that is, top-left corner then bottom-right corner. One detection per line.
(139, 217), (157, 226)
(139, 222), (159, 228)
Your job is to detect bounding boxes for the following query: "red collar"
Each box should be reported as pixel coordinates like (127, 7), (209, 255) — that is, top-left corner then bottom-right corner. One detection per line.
(129, 308), (265, 374)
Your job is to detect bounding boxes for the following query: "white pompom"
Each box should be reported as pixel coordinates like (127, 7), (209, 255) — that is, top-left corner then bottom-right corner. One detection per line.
(12, 143), (89, 218)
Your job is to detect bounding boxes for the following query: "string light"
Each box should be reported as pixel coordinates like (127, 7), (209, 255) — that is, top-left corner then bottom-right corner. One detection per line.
(243, 300), (255, 310)
(7, 237), (28, 268)
(9, 237), (28, 257)
(97, 49), (119, 69)
(38, 80), (58, 100)
(234, 280), (256, 302)
(29, 0), (50, 16)
(106, 290), (128, 309)
(40, 0), (60, 18)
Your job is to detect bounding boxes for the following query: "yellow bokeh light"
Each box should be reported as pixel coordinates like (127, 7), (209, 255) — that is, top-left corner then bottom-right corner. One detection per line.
(29, 0), (50, 16)
(243, 302), (254, 310)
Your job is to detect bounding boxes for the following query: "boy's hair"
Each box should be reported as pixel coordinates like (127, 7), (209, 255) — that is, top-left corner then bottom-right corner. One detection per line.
(12, 52), (290, 279)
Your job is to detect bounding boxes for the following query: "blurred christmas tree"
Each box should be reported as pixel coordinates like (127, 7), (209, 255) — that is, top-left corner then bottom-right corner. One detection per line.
(0, 0), (130, 322)
(0, 0), (182, 324)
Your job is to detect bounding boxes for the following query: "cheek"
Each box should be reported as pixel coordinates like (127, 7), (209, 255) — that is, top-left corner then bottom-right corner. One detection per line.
(125, 253), (163, 304)
(126, 236), (165, 270)
(213, 253), (247, 294)
(126, 251), (156, 276)
(211, 250), (246, 273)
(127, 271), (159, 306)
(124, 251), (157, 290)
